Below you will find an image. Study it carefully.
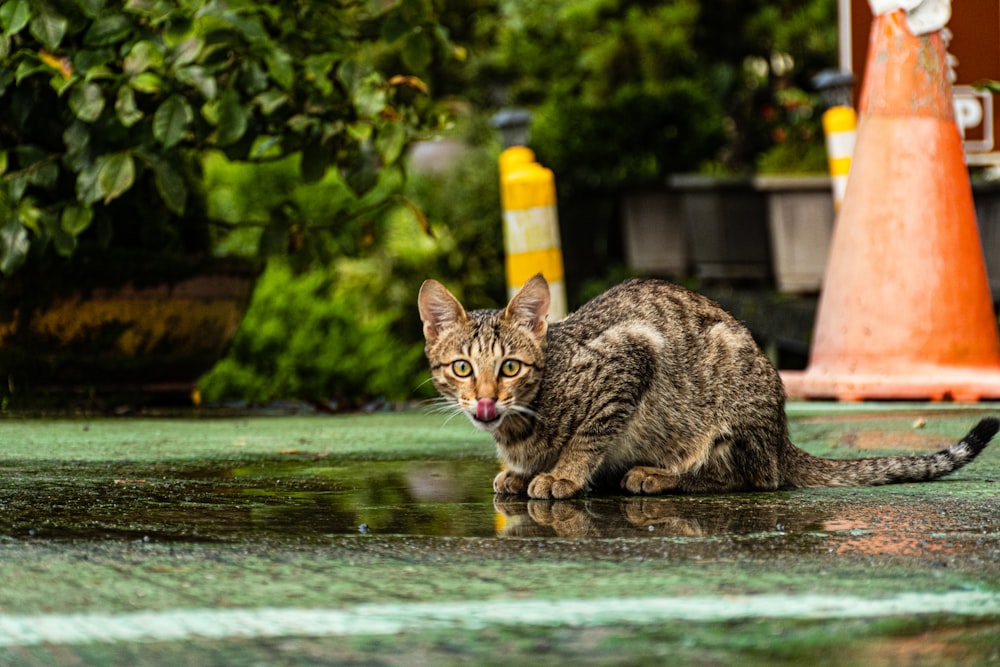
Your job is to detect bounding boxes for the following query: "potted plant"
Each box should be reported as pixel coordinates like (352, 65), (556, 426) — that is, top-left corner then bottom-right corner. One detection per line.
(0, 0), (448, 400)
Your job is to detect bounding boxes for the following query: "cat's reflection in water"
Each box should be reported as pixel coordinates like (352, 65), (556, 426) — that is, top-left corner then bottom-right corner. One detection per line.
(494, 496), (813, 539)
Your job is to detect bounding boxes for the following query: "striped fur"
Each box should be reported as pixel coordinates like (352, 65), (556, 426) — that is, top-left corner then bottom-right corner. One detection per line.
(418, 275), (997, 499)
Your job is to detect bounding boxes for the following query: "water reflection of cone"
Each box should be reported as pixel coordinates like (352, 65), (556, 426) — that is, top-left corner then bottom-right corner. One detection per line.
(781, 9), (1000, 402)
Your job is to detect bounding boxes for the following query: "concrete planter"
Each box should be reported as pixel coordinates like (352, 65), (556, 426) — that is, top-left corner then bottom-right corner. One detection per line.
(621, 175), (1000, 297)
(622, 176), (772, 282)
(754, 175), (835, 294)
(621, 189), (689, 277)
(669, 175), (772, 282)
(622, 175), (834, 292)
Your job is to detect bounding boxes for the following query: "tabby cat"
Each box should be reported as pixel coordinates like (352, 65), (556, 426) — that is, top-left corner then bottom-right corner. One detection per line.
(418, 274), (997, 499)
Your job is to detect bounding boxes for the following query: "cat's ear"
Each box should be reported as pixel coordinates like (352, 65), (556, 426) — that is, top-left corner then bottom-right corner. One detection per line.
(418, 279), (469, 344)
(504, 273), (550, 338)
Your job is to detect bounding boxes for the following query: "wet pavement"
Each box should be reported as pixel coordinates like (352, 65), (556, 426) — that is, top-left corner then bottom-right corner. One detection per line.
(1, 405), (999, 665)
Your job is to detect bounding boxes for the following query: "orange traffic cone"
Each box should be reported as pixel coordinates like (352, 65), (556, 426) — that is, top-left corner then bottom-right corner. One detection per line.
(780, 8), (1000, 402)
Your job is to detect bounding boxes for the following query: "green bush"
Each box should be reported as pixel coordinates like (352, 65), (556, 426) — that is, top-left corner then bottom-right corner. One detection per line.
(0, 0), (452, 274)
(198, 256), (428, 403)
(199, 128), (507, 404)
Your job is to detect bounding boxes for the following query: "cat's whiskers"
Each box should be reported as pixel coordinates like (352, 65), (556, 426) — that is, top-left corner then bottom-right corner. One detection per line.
(420, 396), (472, 426)
(506, 402), (541, 423)
(418, 396), (451, 412)
(413, 376), (436, 392)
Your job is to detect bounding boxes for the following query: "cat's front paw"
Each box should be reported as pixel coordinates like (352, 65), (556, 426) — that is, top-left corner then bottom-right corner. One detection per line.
(494, 469), (529, 495)
(621, 466), (681, 495)
(527, 473), (584, 499)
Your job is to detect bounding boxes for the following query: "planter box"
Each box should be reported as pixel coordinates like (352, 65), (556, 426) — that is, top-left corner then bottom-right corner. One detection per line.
(620, 174), (1000, 302)
(669, 175), (771, 282)
(621, 190), (689, 277)
(755, 175), (835, 293)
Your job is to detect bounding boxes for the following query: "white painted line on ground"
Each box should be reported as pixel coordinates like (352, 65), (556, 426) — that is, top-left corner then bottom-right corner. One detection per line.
(1, 592), (998, 646)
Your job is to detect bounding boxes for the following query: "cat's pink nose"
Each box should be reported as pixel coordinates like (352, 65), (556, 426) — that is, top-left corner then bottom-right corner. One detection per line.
(475, 398), (498, 421)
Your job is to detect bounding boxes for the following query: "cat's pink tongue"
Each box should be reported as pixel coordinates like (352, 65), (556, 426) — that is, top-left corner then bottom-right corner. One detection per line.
(476, 398), (498, 421)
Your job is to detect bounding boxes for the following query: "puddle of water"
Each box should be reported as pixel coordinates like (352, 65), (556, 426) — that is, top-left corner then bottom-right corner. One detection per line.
(1, 458), (997, 555)
(0, 458), (501, 541)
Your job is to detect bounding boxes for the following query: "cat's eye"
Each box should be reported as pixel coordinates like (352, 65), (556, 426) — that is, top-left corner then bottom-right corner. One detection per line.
(451, 360), (473, 377)
(500, 359), (522, 377)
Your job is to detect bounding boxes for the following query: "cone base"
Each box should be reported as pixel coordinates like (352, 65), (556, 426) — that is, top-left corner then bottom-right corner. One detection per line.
(781, 367), (1000, 402)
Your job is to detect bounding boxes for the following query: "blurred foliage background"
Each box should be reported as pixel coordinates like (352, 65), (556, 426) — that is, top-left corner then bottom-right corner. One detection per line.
(198, 123), (506, 404)
(1, 0), (838, 406)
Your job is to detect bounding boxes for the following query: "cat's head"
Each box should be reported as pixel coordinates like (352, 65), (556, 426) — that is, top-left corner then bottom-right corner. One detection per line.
(417, 274), (550, 433)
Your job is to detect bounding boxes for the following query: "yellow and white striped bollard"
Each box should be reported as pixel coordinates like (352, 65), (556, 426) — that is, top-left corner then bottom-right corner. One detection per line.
(822, 105), (858, 210)
(499, 147), (567, 320)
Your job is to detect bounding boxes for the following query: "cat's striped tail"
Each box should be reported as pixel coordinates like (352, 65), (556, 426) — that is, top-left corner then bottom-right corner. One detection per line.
(784, 417), (998, 488)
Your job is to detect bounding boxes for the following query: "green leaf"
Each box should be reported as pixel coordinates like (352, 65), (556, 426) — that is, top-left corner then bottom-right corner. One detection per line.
(14, 197), (41, 234)
(68, 82), (105, 122)
(7, 173), (27, 201)
(162, 15), (192, 46)
(303, 53), (335, 97)
(175, 65), (216, 99)
(286, 114), (318, 134)
(255, 89), (287, 115)
(337, 60), (372, 96)
(240, 60), (269, 96)
(29, 9), (67, 49)
(82, 64), (114, 82)
(200, 98), (219, 126)
(97, 152), (135, 203)
(153, 95), (193, 148)
(77, 0), (105, 19)
(14, 59), (47, 83)
(401, 30), (433, 72)
(215, 88), (248, 146)
(172, 37), (202, 67)
(150, 158), (187, 214)
(60, 204), (93, 235)
(48, 71), (74, 95)
(0, 0), (30, 36)
(84, 14), (131, 47)
(0, 219), (30, 275)
(375, 121), (407, 164)
(221, 13), (267, 45)
(130, 71), (162, 94)
(26, 160), (58, 189)
(62, 121), (90, 169)
(75, 160), (103, 204)
(352, 76), (386, 119)
(265, 47), (294, 90)
(115, 85), (143, 127)
(123, 40), (165, 75)
(73, 48), (114, 75)
(347, 121), (372, 142)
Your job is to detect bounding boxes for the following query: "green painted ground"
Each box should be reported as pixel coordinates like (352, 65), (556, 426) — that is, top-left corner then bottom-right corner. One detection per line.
(1, 406), (999, 665)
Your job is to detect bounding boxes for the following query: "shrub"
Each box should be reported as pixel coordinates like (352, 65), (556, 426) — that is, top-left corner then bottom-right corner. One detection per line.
(0, 0), (452, 274)
(199, 128), (507, 404)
